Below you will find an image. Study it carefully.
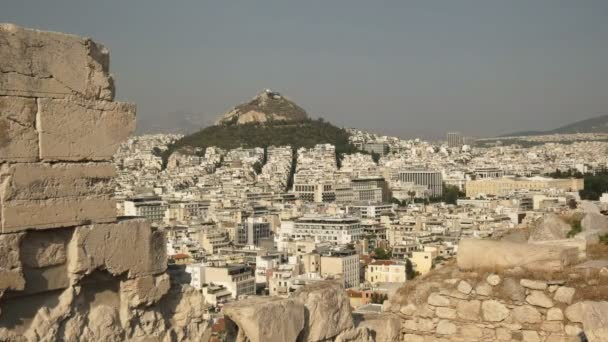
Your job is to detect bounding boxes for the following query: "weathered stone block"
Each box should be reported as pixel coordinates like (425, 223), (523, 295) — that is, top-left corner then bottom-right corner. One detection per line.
(0, 232), (25, 291)
(0, 163), (117, 232)
(38, 97), (135, 161)
(0, 23), (114, 100)
(120, 273), (170, 307)
(68, 219), (167, 278)
(0, 96), (38, 162)
(22, 264), (69, 294)
(457, 239), (579, 272)
(291, 280), (354, 341)
(20, 228), (72, 268)
(223, 296), (305, 342)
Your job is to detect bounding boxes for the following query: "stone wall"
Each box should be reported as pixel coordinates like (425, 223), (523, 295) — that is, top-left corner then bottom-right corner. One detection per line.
(0, 24), (210, 341)
(385, 239), (608, 342)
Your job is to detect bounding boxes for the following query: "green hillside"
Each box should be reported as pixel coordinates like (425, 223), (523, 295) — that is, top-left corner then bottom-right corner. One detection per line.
(161, 118), (359, 166)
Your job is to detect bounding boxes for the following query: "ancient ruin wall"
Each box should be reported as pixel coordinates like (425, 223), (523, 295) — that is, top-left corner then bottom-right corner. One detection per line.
(0, 24), (209, 341)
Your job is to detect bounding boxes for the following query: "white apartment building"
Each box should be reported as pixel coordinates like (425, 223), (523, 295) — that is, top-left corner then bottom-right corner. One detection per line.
(320, 249), (360, 289)
(186, 263), (255, 299)
(293, 216), (363, 244)
(237, 217), (272, 246)
(365, 260), (407, 284)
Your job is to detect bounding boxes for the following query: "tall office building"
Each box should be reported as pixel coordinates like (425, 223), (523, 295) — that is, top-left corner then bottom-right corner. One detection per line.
(398, 170), (443, 198)
(447, 132), (463, 148)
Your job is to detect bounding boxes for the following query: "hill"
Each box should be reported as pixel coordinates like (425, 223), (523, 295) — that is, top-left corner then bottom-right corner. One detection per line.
(216, 89), (308, 125)
(503, 114), (608, 137)
(166, 118), (357, 156)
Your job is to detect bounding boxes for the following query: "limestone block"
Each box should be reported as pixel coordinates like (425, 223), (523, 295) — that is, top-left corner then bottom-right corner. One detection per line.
(291, 280), (354, 341)
(526, 290), (554, 308)
(457, 239), (578, 272)
(120, 273), (170, 307)
(553, 287), (575, 304)
(0, 23), (114, 100)
(0, 96), (38, 162)
(456, 299), (481, 321)
(0, 163), (117, 232)
(354, 313), (401, 342)
(68, 219), (167, 278)
(500, 277), (526, 302)
(0, 232), (25, 291)
(520, 279), (548, 291)
(486, 274), (501, 286)
(427, 293), (450, 307)
(457, 280), (473, 294)
(547, 308), (564, 321)
(435, 307), (456, 319)
(436, 320), (457, 335)
(223, 296), (305, 342)
(512, 305), (541, 324)
(20, 228), (72, 268)
(481, 300), (510, 322)
(581, 212), (608, 233)
(530, 239), (587, 259)
(22, 264), (69, 294)
(37, 97), (135, 161)
(334, 327), (374, 342)
(475, 282), (492, 296)
(528, 214), (571, 242)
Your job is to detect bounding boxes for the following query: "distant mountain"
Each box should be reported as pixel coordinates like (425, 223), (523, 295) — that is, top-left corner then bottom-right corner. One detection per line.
(503, 114), (608, 137)
(162, 90), (358, 165)
(215, 89), (308, 125)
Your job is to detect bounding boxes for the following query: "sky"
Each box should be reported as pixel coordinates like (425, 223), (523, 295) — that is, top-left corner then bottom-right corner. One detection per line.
(3, 0), (608, 139)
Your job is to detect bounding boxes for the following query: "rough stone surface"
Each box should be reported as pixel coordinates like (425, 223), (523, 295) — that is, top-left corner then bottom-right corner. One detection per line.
(553, 286), (575, 304)
(520, 279), (548, 290)
(481, 300), (510, 322)
(581, 212), (608, 233)
(354, 313), (401, 342)
(512, 305), (542, 324)
(0, 96), (38, 162)
(436, 320), (457, 335)
(546, 307), (564, 321)
(334, 327), (374, 342)
(0, 162), (116, 232)
(68, 219), (167, 278)
(224, 296), (305, 342)
(457, 280), (472, 294)
(528, 214), (571, 242)
(120, 273), (171, 307)
(0, 23), (114, 100)
(292, 280), (354, 341)
(486, 274), (501, 286)
(565, 301), (608, 341)
(457, 239), (578, 272)
(435, 307), (456, 320)
(526, 290), (554, 308)
(20, 229), (71, 268)
(427, 293), (450, 307)
(0, 232), (25, 291)
(38, 97), (135, 161)
(456, 299), (481, 321)
(475, 282), (492, 296)
(500, 277), (526, 302)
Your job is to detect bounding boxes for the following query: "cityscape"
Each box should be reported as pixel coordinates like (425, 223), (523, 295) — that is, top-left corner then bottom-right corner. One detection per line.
(2, 2), (608, 342)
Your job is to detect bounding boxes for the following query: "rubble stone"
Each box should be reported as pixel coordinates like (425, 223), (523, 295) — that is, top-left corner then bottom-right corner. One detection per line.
(481, 300), (510, 322)
(553, 286), (575, 304)
(512, 305), (541, 324)
(526, 291), (554, 308)
(0, 232), (25, 291)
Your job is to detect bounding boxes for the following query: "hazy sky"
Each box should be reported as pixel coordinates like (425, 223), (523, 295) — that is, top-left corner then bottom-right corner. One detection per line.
(3, 0), (608, 139)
